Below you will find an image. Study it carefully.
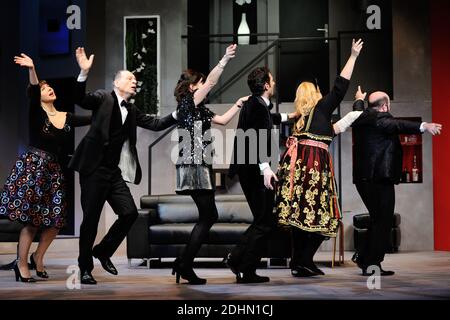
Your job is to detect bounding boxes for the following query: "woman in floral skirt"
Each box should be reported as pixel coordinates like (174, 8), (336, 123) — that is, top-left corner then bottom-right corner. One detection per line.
(0, 53), (91, 282)
(275, 39), (364, 277)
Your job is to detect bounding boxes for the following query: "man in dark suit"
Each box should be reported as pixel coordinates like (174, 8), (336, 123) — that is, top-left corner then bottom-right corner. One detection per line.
(225, 67), (297, 283)
(351, 88), (442, 276)
(71, 48), (177, 284)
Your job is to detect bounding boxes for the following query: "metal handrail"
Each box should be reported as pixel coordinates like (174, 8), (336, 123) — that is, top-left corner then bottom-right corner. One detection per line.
(208, 36), (338, 104)
(181, 32), (280, 39)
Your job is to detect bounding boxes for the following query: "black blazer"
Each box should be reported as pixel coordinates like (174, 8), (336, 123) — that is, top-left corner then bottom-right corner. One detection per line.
(69, 81), (177, 184)
(228, 95), (282, 178)
(351, 100), (421, 184)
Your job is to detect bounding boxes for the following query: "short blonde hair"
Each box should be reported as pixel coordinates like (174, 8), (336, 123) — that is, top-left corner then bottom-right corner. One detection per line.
(293, 82), (322, 133)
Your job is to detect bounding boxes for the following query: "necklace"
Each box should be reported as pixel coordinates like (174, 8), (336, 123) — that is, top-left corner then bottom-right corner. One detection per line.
(41, 105), (57, 116)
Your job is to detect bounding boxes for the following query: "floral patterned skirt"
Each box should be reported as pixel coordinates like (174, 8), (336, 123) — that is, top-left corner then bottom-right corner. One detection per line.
(0, 147), (66, 229)
(275, 139), (341, 237)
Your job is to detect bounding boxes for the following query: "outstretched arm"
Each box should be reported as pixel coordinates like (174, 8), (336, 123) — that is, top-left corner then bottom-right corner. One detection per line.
(74, 47), (102, 109)
(320, 42), (364, 115)
(14, 54), (38, 85)
(194, 44), (237, 106)
(340, 39), (363, 80)
(136, 108), (177, 131)
(212, 95), (249, 125)
(333, 111), (363, 134)
(71, 114), (92, 127)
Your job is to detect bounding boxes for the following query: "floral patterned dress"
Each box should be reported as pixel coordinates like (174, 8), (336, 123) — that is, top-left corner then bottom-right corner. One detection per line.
(275, 76), (349, 237)
(0, 84), (91, 228)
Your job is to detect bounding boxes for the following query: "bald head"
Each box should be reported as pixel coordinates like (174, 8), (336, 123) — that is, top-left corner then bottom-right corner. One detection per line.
(368, 91), (390, 112)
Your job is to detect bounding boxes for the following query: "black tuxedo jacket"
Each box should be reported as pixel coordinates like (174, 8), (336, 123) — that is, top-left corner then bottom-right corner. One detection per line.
(69, 81), (176, 184)
(228, 95), (282, 178)
(351, 100), (421, 184)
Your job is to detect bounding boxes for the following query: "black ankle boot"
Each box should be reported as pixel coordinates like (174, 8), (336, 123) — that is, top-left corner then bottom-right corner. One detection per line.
(172, 258), (207, 285)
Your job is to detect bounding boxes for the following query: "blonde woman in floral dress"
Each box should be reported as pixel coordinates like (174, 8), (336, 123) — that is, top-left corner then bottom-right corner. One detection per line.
(275, 39), (364, 277)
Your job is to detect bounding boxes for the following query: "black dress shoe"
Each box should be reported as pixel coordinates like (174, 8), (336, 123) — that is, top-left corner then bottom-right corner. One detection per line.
(291, 265), (318, 277)
(236, 272), (270, 284)
(352, 252), (366, 270)
(80, 271), (97, 285)
(222, 253), (240, 276)
(362, 265), (395, 276)
(302, 262), (325, 275)
(93, 255), (118, 275)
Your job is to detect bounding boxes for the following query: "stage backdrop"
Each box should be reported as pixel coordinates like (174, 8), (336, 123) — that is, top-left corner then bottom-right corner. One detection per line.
(124, 15), (160, 115)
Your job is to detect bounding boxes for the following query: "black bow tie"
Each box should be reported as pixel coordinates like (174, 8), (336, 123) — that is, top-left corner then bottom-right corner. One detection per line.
(120, 100), (130, 110)
(268, 102), (274, 111)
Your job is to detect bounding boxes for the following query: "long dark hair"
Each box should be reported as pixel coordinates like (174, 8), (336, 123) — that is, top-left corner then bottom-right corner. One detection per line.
(174, 69), (205, 103)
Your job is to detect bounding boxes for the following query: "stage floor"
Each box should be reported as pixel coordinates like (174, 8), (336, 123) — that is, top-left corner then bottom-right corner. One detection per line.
(0, 251), (449, 300)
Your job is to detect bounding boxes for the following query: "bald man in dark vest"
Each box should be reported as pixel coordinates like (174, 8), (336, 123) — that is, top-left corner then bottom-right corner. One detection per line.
(351, 88), (442, 276)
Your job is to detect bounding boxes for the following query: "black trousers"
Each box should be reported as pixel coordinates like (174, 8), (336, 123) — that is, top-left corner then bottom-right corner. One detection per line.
(231, 167), (277, 273)
(78, 166), (138, 272)
(355, 181), (395, 267)
(180, 191), (218, 266)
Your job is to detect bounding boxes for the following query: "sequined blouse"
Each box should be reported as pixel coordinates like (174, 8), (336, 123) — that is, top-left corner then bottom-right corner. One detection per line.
(176, 92), (216, 167)
(28, 84), (91, 159)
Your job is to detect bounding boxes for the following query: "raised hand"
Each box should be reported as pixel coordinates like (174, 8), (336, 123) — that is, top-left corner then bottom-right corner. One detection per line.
(351, 39), (364, 58)
(224, 44), (237, 60)
(424, 123), (442, 135)
(14, 53), (34, 69)
(355, 85), (367, 101)
(76, 47), (94, 72)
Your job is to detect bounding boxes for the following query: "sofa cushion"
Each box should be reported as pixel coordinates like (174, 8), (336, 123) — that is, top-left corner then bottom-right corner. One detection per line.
(353, 213), (401, 229)
(216, 202), (253, 223)
(149, 223), (250, 244)
(141, 194), (246, 208)
(142, 194), (253, 224)
(0, 219), (23, 234)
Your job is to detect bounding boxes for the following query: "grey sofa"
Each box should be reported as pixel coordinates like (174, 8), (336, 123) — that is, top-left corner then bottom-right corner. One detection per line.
(126, 194), (292, 268)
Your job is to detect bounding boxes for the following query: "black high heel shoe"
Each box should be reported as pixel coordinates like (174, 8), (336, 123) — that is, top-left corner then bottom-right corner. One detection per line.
(30, 253), (49, 279)
(172, 258), (207, 285)
(13, 263), (36, 283)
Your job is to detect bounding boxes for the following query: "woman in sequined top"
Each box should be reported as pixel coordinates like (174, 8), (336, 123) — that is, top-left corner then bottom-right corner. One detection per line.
(172, 44), (249, 285)
(0, 54), (91, 282)
(275, 39), (364, 277)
